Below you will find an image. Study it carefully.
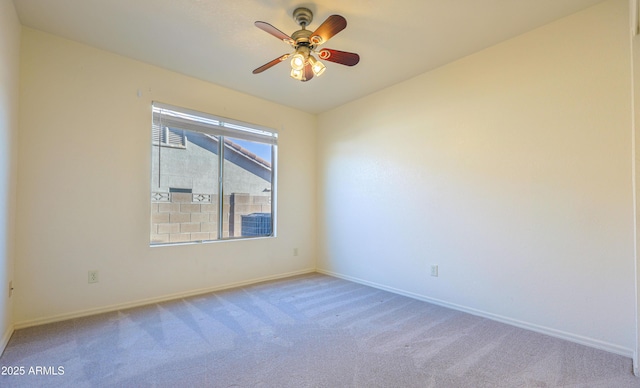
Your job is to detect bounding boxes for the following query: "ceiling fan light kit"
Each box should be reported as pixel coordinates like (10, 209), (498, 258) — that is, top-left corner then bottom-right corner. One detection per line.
(253, 7), (360, 82)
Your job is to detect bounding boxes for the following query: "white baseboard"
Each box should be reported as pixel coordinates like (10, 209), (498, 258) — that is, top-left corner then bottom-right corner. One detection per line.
(317, 268), (635, 359)
(14, 268), (315, 329)
(0, 324), (14, 357)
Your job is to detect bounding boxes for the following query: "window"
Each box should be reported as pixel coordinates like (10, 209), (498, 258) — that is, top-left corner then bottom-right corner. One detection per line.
(150, 102), (277, 245)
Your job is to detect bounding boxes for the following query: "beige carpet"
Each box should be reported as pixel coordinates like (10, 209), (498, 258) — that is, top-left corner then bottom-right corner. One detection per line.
(0, 273), (637, 387)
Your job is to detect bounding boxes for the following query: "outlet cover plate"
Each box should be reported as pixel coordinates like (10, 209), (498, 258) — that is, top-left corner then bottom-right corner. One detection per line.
(88, 270), (99, 283)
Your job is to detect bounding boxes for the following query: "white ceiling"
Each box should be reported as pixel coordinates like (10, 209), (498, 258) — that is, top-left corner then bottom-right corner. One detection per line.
(13, 0), (606, 114)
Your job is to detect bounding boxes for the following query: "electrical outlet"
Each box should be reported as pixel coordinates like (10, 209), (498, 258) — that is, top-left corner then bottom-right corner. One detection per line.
(88, 270), (99, 284)
(8, 281), (13, 297)
(430, 265), (439, 277)
(293, 248), (299, 256)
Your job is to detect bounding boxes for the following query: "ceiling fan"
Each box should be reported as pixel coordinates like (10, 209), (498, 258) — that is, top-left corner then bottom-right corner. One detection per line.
(253, 7), (360, 82)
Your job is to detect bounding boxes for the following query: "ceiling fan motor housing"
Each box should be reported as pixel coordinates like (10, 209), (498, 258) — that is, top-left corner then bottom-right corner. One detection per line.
(291, 29), (312, 47)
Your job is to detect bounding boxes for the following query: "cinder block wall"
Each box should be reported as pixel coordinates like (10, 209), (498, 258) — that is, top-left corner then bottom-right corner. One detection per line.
(151, 192), (271, 243)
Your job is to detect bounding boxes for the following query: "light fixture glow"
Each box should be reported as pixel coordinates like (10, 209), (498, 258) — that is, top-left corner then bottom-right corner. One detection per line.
(291, 53), (305, 71)
(290, 46), (310, 71)
(290, 68), (304, 81)
(308, 55), (326, 77)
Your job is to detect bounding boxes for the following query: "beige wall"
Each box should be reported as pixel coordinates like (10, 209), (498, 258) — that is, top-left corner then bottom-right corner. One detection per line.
(632, 0), (640, 372)
(0, 0), (20, 348)
(15, 28), (317, 325)
(318, 0), (635, 356)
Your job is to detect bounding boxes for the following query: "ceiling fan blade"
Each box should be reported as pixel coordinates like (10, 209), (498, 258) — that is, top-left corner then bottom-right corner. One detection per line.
(302, 62), (314, 82)
(318, 49), (360, 66)
(255, 21), (294, 44)
(252, 54), (290, 74)
(309, 15), (346, 45)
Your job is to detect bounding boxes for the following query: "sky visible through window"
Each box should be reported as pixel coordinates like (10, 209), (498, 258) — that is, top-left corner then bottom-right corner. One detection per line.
(232, 138), (272, 162)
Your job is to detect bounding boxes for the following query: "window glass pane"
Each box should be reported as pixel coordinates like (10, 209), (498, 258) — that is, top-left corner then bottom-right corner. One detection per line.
(151, 129), (220, 244)
(222, 137), (273, 238)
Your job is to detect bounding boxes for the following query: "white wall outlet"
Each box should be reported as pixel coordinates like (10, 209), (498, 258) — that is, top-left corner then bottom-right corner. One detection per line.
(88, 270), (99, 284)
(430, 265), (439, 277)
(293, 248), (299, 256)
(8, 281), (13, 297)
